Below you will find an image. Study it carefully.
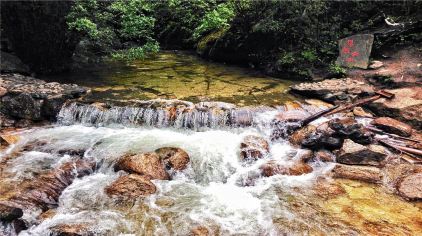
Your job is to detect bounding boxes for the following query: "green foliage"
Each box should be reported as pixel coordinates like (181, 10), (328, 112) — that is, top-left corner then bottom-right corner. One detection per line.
(329, 63), (347, 76)
(193, 2), (234, 40)
(67, 0), (158, 61)
(111, 41), (159, 61)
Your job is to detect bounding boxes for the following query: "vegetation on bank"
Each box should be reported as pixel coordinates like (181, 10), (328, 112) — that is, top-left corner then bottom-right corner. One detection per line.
(2, 0), (421, 77)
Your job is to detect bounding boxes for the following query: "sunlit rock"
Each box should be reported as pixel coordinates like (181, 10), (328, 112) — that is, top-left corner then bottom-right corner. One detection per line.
(114, 152), (170, 180)
(49, 223), (93, 236)
(397, 172), (422, 200)
(105, 174), (156, 200)
(352, 107), (373, 117)
(240, 135), (269, 161)
(335, 139), (387, 166)
(260, 160), (313, 177)
(155, 147), (190, 171)
(190, 226), (210, 236)
(289, 125), (316, 146)
(332, 164), (382, 183)
(372, 117), (413, 137)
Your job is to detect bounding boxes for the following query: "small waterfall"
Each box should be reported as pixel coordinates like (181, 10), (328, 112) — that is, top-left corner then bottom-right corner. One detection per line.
(57, 100), (281, 130)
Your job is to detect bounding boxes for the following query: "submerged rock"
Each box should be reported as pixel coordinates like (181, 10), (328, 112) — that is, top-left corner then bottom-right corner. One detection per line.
(105, 174), (156, 200)
(372, 117), (413, 137)
(155, 147), (190, 171)
(49, 223), (93, 236)
(240, 135), (270, 161)
(289, 125), (316, 146)
(114, 153), (170, 180)
(260, 160), (313, 177)
(190, 226), (210, 236)
(335, 139), (387, 166)
(332, 164), (382, 183)
(313, 150), (335, 162)
(397, 172), (422, 200)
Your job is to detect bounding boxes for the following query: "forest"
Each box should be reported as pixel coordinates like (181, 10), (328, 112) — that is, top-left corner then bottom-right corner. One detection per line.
(0, 1), (421, 236)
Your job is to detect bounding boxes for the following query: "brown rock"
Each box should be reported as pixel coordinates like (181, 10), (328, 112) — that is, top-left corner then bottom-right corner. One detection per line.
(289, 125), (316, 146)
(332, 164), (382, 183)
(367, 87), (422, 129)
(0, 203), (23, 222)
(314, 150), (335, 162)
(155, 147), (190, 171)
(372, 117), (413, 137)
(49, 223), (93, 236)
(105, 174), (156, 200)
(313, 179), (346, 198)
(240, 135), (269, 160)
(397, 172), (422, 200)
(335, 139), (387, 166)
(115, 152), (170, 180)
(38, 209), (57, 222)
(275, 110), (309, 122)
(0, 86), (7, 97)
(191, 226), (209, 236)
(369, 60), (384, 69)
(260, 160), (313, 177)
(352, 107), (373, 117)
(0, 133), (20, 146)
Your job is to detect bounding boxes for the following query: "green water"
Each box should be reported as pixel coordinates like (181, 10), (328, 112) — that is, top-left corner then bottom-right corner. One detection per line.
(44, 51), (299, 106)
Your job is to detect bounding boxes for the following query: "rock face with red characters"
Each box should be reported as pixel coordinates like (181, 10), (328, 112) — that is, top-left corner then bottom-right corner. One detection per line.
(336, 34), (374, 69)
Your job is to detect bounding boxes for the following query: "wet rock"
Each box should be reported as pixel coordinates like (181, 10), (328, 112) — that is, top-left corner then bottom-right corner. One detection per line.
(1, 92), (44, 120)
(0, 86), (7, 97)
(367, 87), (422, 129)
(369, 60), (384, 69)
(49, 223), (93, 236)
(328, 117), (373, 144)
(397, 172), (422, 200)
(352, 107), (373, 117)
(313, 150), (335, 162)
(289, 125), (316, 146)
(332, 164), (382, 183)
(115, 152), (170, 180)
(335, 139), (387, 166)
(38, 209), (57, 222)
(260, 160), (313, 177)
(290, 78), (374, 103)
(190, 226), (210, 236)
(295, 149), (314, 163)
(105, 174), (156, 200)
(275, 110), (309, 122)
(313, 179), (346, 198)
(0, 203), (23, 222)
(301, 132), (343, 151)
(4, 159), (95, 211)
(155, 147), (190, 171)
(371, 117), (413, 137)
(155, 197), (175, 208)
(0, 133), (20, 146)
(240, 135), (270, 161)
(304, 99), (334, 108)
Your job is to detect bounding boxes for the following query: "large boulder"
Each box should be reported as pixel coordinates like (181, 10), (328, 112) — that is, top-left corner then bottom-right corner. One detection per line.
(240, 135), (270, 161)
(0, 51), (30, 74)
(301, 132), (343, 151)
(155, 147), (190, 171)
(105, 174), (156, 200)
(328, 117), (373, 144)
(367, 87), (422, 129)
(335, 139), (387, 166)
(290, 78), (374, 103)
(371, 117), (413, 137)
(260, 160), (313, 177)
(332, 164), (382, 183)
(114, 152), (170, 180)
(397, 172), (422, 200)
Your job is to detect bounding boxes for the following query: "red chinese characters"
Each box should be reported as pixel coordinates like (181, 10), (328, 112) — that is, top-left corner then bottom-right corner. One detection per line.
(342, 39), (360, 64)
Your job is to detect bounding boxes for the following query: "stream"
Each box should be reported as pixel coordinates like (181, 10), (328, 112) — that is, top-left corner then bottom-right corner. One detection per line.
(1, 52), (421, 235)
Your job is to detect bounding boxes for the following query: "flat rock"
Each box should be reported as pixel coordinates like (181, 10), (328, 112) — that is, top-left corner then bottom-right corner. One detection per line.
(260, 160), (313, 177)
(240, 135), (270, 160)
(332, 164), (382, 183)
(397, 172), (422, 200)
(155, 147), (190, 171)
(335, 139), (387, 166)
(372, 117), (413, 137)
(290, 78), (374, 103)
(105, 174), (156, 200)
(367, 87), (422, 129)
(115, 152), (170, 180)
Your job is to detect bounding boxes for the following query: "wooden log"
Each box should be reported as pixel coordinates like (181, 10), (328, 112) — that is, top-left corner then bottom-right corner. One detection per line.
(301, 105), (339, 127)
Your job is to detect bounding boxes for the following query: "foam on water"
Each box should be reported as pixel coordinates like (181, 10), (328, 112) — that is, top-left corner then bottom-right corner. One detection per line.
(1, 122), (331, 235)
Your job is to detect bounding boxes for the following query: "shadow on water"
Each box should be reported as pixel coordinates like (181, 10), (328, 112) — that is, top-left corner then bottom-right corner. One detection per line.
(42, 50), (300, 106)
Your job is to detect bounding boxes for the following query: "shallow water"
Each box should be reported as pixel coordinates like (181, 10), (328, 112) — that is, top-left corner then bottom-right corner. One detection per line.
(42, 51), (298, 106)
(1, 119), (421, 235)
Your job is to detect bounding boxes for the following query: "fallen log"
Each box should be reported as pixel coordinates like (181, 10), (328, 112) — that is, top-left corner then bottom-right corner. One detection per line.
(301, 105), (339, 127)
(325, 90), (395, 116)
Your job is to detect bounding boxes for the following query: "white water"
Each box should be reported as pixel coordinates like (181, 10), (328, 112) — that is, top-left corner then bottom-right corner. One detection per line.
(1, 107), (335, 235)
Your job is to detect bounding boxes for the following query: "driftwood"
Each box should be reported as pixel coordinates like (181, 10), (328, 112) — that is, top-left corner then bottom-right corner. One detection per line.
(378, 139), (422, 165)
(367, 126), (422, 143)
(325, 90), (394, 116)
(301, 105), (339, 127)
